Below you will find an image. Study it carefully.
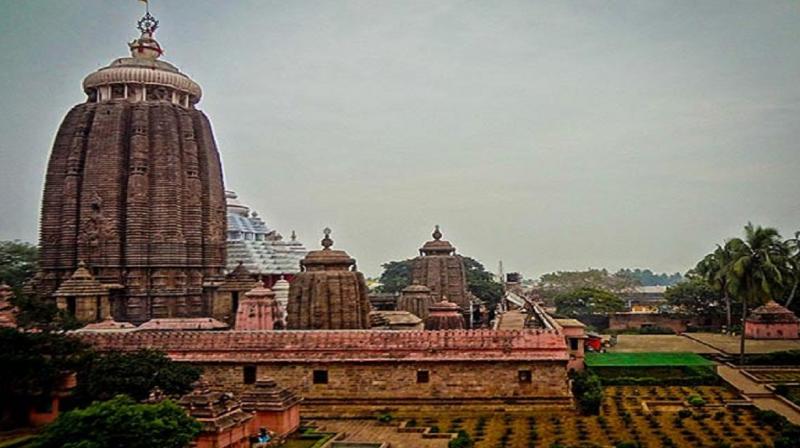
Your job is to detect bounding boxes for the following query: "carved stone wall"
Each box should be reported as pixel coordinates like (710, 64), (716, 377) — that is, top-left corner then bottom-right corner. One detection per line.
(38, 101), (226, 323)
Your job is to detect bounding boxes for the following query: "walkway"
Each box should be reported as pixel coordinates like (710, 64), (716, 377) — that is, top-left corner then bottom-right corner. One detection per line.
(717, 364), (800, 425)
(314, 419), (449, 448)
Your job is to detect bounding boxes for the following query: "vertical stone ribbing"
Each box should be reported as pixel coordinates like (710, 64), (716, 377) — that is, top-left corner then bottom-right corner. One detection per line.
(194, 113), (226, 277)
(78, 101), (129, 274)
(58, 106), (97, 271)
(38, 101), (226, 323)
(38, 106), (88, 296)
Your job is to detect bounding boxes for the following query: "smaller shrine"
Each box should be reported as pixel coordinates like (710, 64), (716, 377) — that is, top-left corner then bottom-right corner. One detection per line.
(425, 299), (465, 330)
(53, 262), (110, 323)
(287, 229), (371, 330)
(240, 379), (302, 438)
(397, 282), (435, 320)
(235, 282), (280, 331)
(410, 226), (471, 316)
(215, 263), (260, 325)
(745, 300), (800, 339)
(178, 384), (254, 448)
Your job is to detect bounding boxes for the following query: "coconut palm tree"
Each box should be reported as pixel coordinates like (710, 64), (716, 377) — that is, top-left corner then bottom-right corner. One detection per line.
(694, 243), (736, 329)
(726, 223), (792, 364)
(784, 231), (800, 309)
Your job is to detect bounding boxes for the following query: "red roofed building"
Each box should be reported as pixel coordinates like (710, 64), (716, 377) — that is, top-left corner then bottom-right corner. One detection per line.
(745, 300), (800, 340)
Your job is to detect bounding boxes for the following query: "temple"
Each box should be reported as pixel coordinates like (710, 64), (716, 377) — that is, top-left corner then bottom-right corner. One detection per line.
(286, 229), (371, 330)
(35, 6), (588, 431)
(35, 11), (226, 324)
(225, 191), (308, 286)
(410, 226), (472, 318)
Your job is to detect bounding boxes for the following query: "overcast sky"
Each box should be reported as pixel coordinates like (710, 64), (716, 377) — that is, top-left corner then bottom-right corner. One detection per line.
(0, 1), (798, 278)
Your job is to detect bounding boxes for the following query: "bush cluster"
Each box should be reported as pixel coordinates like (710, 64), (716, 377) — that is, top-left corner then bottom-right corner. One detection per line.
(570, 370), (603, 415)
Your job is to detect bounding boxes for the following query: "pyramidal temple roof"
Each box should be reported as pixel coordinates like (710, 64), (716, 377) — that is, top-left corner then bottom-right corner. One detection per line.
(225, 191), (308, 275)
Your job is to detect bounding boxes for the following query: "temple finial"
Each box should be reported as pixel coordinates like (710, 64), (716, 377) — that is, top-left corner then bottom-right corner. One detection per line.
(129, 2), (163, 60)
(291, 230), (297, 241)
(432, 225), (442, 241)
(321, 227), (333, 249)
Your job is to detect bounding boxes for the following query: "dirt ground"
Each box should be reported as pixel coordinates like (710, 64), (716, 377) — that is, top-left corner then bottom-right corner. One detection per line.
(605, 334), (720, 354)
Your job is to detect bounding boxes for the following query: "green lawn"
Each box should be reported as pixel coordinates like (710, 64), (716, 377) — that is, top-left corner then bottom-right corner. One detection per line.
(585, 352), (715, 367)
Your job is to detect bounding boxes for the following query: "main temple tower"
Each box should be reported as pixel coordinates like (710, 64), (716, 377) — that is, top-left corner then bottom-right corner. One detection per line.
(35, 10), (226, 323)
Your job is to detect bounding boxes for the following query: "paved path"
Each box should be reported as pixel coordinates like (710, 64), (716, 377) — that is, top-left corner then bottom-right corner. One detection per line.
(315, 419), (449, 448)
(717, 364), (800, 425)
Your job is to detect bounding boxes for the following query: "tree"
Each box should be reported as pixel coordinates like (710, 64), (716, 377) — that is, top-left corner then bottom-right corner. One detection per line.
(0, 329), (88, 427)
(73, 349), (201, 407)
(784, 231), (800, 309)
(615, 268), (683, 286)
(692, 243), (737, 329)
(538, 269), (638, 302)
(376, 257), (503, 308)
(664, 279), (722, 320)
(726, 223), (793, 364)
(462, 256), (504, 310)
(554, 287), (624, 318)
(33, 395), (201, 448)
(376, 259), (413, 293)
(0, 240), (38, 291)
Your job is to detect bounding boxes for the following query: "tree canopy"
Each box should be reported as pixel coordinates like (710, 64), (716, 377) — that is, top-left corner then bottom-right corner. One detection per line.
(664, 279), (722, 319)
(73, 349), (201, 407)
(0, 328), (88, 403)
(376, 256), (504, 308)
(615, 268), (683, 287)
(377, 259), (413, 293)
(33, 395), (200, 448)
(554, 287), (624, 317)
(537, 269), (638, 301)
(0, 240), (38, 291)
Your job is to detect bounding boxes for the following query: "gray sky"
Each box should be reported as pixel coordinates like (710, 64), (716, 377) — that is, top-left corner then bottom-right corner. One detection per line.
(1, 1), (798, 278)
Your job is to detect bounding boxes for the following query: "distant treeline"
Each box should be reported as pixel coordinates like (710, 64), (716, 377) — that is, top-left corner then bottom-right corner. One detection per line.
(615, 268), (683, 287)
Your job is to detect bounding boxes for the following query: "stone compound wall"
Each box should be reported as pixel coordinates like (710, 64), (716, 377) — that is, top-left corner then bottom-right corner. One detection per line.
(80, 329), (572, 413)
(200, 360), (569, 406)
(609, 313), (697, 333)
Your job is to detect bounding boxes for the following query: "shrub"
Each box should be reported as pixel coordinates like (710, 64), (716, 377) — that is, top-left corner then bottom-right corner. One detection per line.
(376, 412), (393, 423)
(688, 395), (706, 407)
(406, 418), (417, 427)
(33, 395), (200, 448)
(677, 409), (693, 419)
(448, 430), (474, 448)
(755, 410), (787, 428)
(570, 370), (603, 415)
(616, 441), (641, 448)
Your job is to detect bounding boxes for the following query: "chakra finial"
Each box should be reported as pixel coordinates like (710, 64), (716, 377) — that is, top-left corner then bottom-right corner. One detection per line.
(137, 11), (159, 35)
(432, 225), (442, 241)
(321, 227), (333, 249)
(291, 230), (297, 242)
(129, 2), (163, 60)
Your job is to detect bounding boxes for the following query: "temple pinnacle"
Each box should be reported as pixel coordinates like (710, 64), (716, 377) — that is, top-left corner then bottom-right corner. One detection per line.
(432, 225), (442, 241)
(321, 227), (333, 249)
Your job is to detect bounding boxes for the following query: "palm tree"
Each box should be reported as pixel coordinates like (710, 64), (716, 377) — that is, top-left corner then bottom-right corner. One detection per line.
(694, 244), (736, 329)
(784, 231), (800, 309)
(726, 223), (791, 364)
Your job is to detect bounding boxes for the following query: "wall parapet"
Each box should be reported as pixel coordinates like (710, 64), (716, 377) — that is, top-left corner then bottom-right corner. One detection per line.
(78, 329), (569, 363)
